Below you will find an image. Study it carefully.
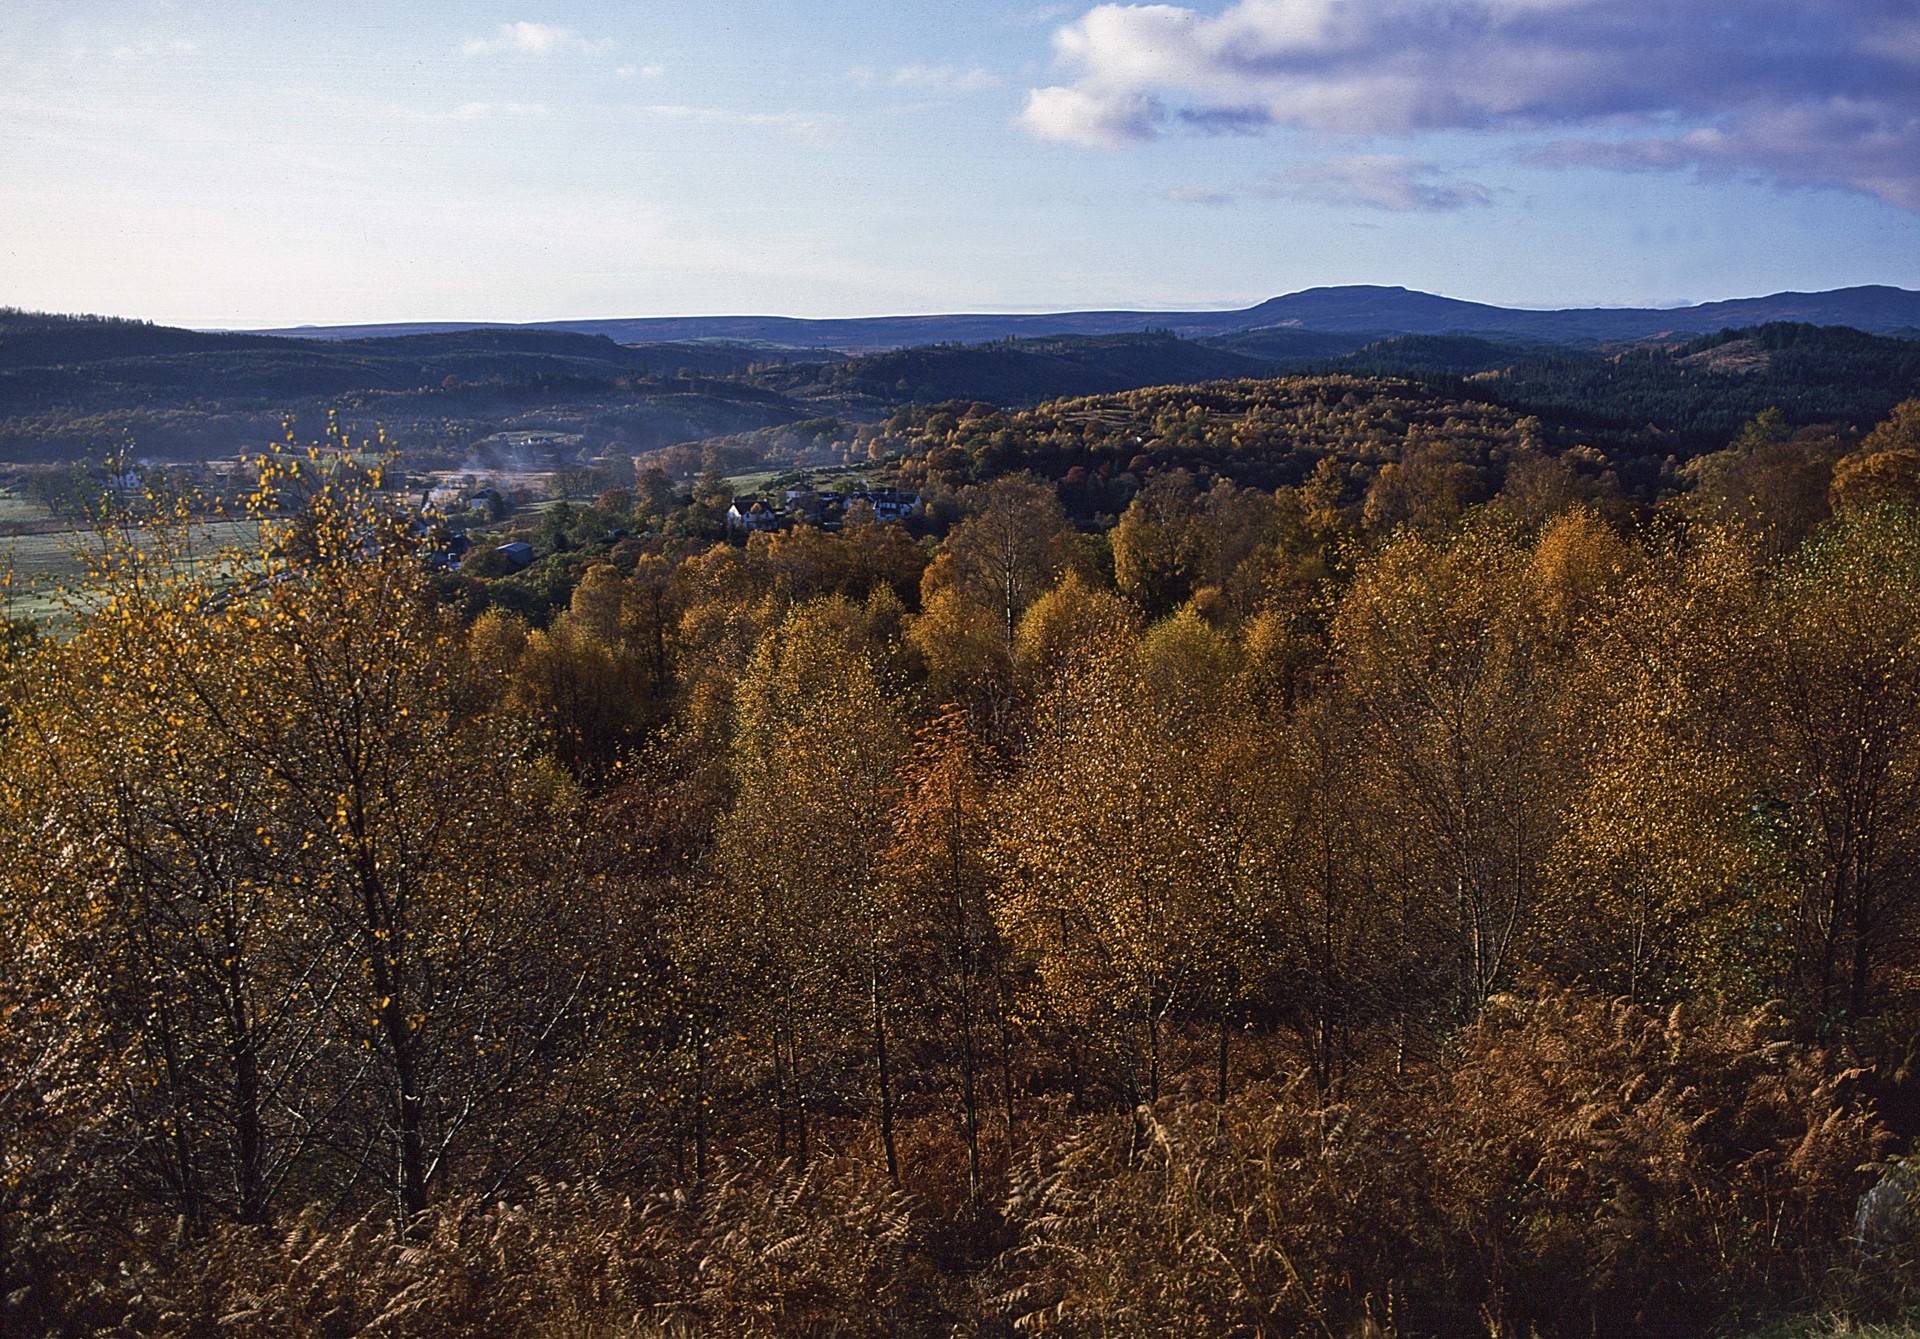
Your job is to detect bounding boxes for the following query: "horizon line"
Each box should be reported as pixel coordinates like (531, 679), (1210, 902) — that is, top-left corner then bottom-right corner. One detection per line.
(201, 281), (1919, 336)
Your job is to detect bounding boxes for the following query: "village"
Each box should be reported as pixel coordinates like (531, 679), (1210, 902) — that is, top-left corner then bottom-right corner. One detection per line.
(724, 484), (923, 533)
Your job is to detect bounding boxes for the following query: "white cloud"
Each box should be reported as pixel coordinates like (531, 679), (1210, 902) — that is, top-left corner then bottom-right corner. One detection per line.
(1268, 156), (1493, 212)
(461, 22), (608, 58)
(1022, 83), (1159, 147)
(615, 64), (665, 80)
(1021, 0), (1920, 209)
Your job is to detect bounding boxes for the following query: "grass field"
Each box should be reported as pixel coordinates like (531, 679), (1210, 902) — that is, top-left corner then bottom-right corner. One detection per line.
(722, 463), (875, 496)
(2, 519), (261, 625)
(0, 489), (54, 526)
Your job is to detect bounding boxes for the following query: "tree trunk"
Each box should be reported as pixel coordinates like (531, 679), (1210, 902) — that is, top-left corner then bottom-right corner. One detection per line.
(959, 977), (981, 1213)
(791, 1020), (810, 1168)
(951, 785), (982, 1213)
(997, 965), (1018, 1140)
(772, 1017), (788, 1162)
(870, 960), (898, 1182)
(150, 995), (206, 1232)
(365, 932), (428, 1222)
(693, 1030), (708, 1181)
(223, 946), (268, 1225)
(1216, 1014), (1229, 1106)
(0, 1181), (11, 1339)
(381, 1004), (429, 1222)
(1147, 1001), (1162, 1104)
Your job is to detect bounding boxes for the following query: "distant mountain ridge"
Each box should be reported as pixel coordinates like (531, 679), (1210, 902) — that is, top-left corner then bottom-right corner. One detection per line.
(248, 284), (1920, 350)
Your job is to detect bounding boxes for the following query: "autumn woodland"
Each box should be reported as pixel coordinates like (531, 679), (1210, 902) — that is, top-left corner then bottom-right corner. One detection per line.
(7, 392), (1920, 1338)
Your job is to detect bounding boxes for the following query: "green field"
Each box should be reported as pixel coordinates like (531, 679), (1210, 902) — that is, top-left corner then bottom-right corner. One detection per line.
(2, 519), (261, 625)
(0, 489), (53, 525)
(722, 462), (875, 495)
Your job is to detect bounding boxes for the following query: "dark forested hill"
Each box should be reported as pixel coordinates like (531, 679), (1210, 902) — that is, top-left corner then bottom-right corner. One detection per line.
(1251, 324), (1920, 454)
(1474, 323), (1920, 449)
(0, 318), (821, 406)
(1326, 334), (1551, 376)
(0, 316), (840, 461)
(887, 375), (1535, 505)
(749, 331), (1275, 410)
(880, 327), (1920, 514)
(4, 305), (1917, 468)
(0, 310), (293, 370)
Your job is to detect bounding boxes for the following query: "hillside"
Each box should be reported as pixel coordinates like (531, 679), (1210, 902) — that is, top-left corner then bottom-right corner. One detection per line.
(0, 315), (825, 399)
(249, 283), (1920, 349)
(880, 329), (1920, 515)
(1221, 284), (1920, 342)
(748, 331), (1275, 410)
(886, 375), (1536, 516)
(1477, 323), (1920, 449)
(0, 316), (834, 461)
(0, 310), (295, 369)
(3, 307), (1916, 471)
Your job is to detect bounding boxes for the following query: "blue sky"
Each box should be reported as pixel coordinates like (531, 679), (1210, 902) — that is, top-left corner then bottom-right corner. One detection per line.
(2, 0), (1918, 327)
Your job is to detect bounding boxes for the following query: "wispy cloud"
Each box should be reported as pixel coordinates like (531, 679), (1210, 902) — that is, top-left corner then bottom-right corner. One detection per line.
(1527, 105), (1920, 211)
(1267, 157), (1492, 213)
(1020, 0), (1920, 210)
(1004, 5), (1072, 27)
(891, 63), (999, 92)
(852, 63), (999, 92)
(1165, 186), (1234, 206)
(461, 22), (609, 58)
(616, 64), (665, 80)
(68, 38), (197, 64)
(452, 101), (551, 120)
(636, 104), (841, 146)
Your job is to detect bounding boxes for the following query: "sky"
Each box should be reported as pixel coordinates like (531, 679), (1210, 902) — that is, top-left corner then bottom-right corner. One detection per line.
(2, 0), (1919, 328)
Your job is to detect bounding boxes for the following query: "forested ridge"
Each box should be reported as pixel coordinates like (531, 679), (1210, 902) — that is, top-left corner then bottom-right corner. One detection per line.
(3, 307), (1916, 475)
(7, 399), (1920, 1336)
(1475, 323), (1920, 450)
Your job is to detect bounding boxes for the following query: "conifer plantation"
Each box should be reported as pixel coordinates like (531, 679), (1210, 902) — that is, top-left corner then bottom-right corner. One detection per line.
(8, 397), (1920, 1338)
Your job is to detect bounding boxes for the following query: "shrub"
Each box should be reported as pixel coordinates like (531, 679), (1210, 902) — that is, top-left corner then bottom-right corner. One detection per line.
(988, 992), (1886, 1339)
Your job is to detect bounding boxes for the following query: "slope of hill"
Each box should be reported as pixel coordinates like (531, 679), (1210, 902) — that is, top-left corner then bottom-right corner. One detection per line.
(1198, 328), (1378, 363)
(1323, 334), (1549, 376)
(750, 332), (1275, 409)
(0, 320), (1284, 461)
(4, 306), (1917, 467)
(875, 323), (1920, 514)
(0, 320), (825, 461)
(1222, 285), (1920, 343)
(889, 374), (1533, 505)
(0, 319), (822, 397)
(1477, 322), (1920, 448)
(0, 309), (293, 369)
(247, 285), (1920, 350)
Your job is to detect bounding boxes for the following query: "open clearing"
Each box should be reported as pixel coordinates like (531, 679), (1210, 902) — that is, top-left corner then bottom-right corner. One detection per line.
(0, 488), (55, 528)
(3, 519), (261, 624)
